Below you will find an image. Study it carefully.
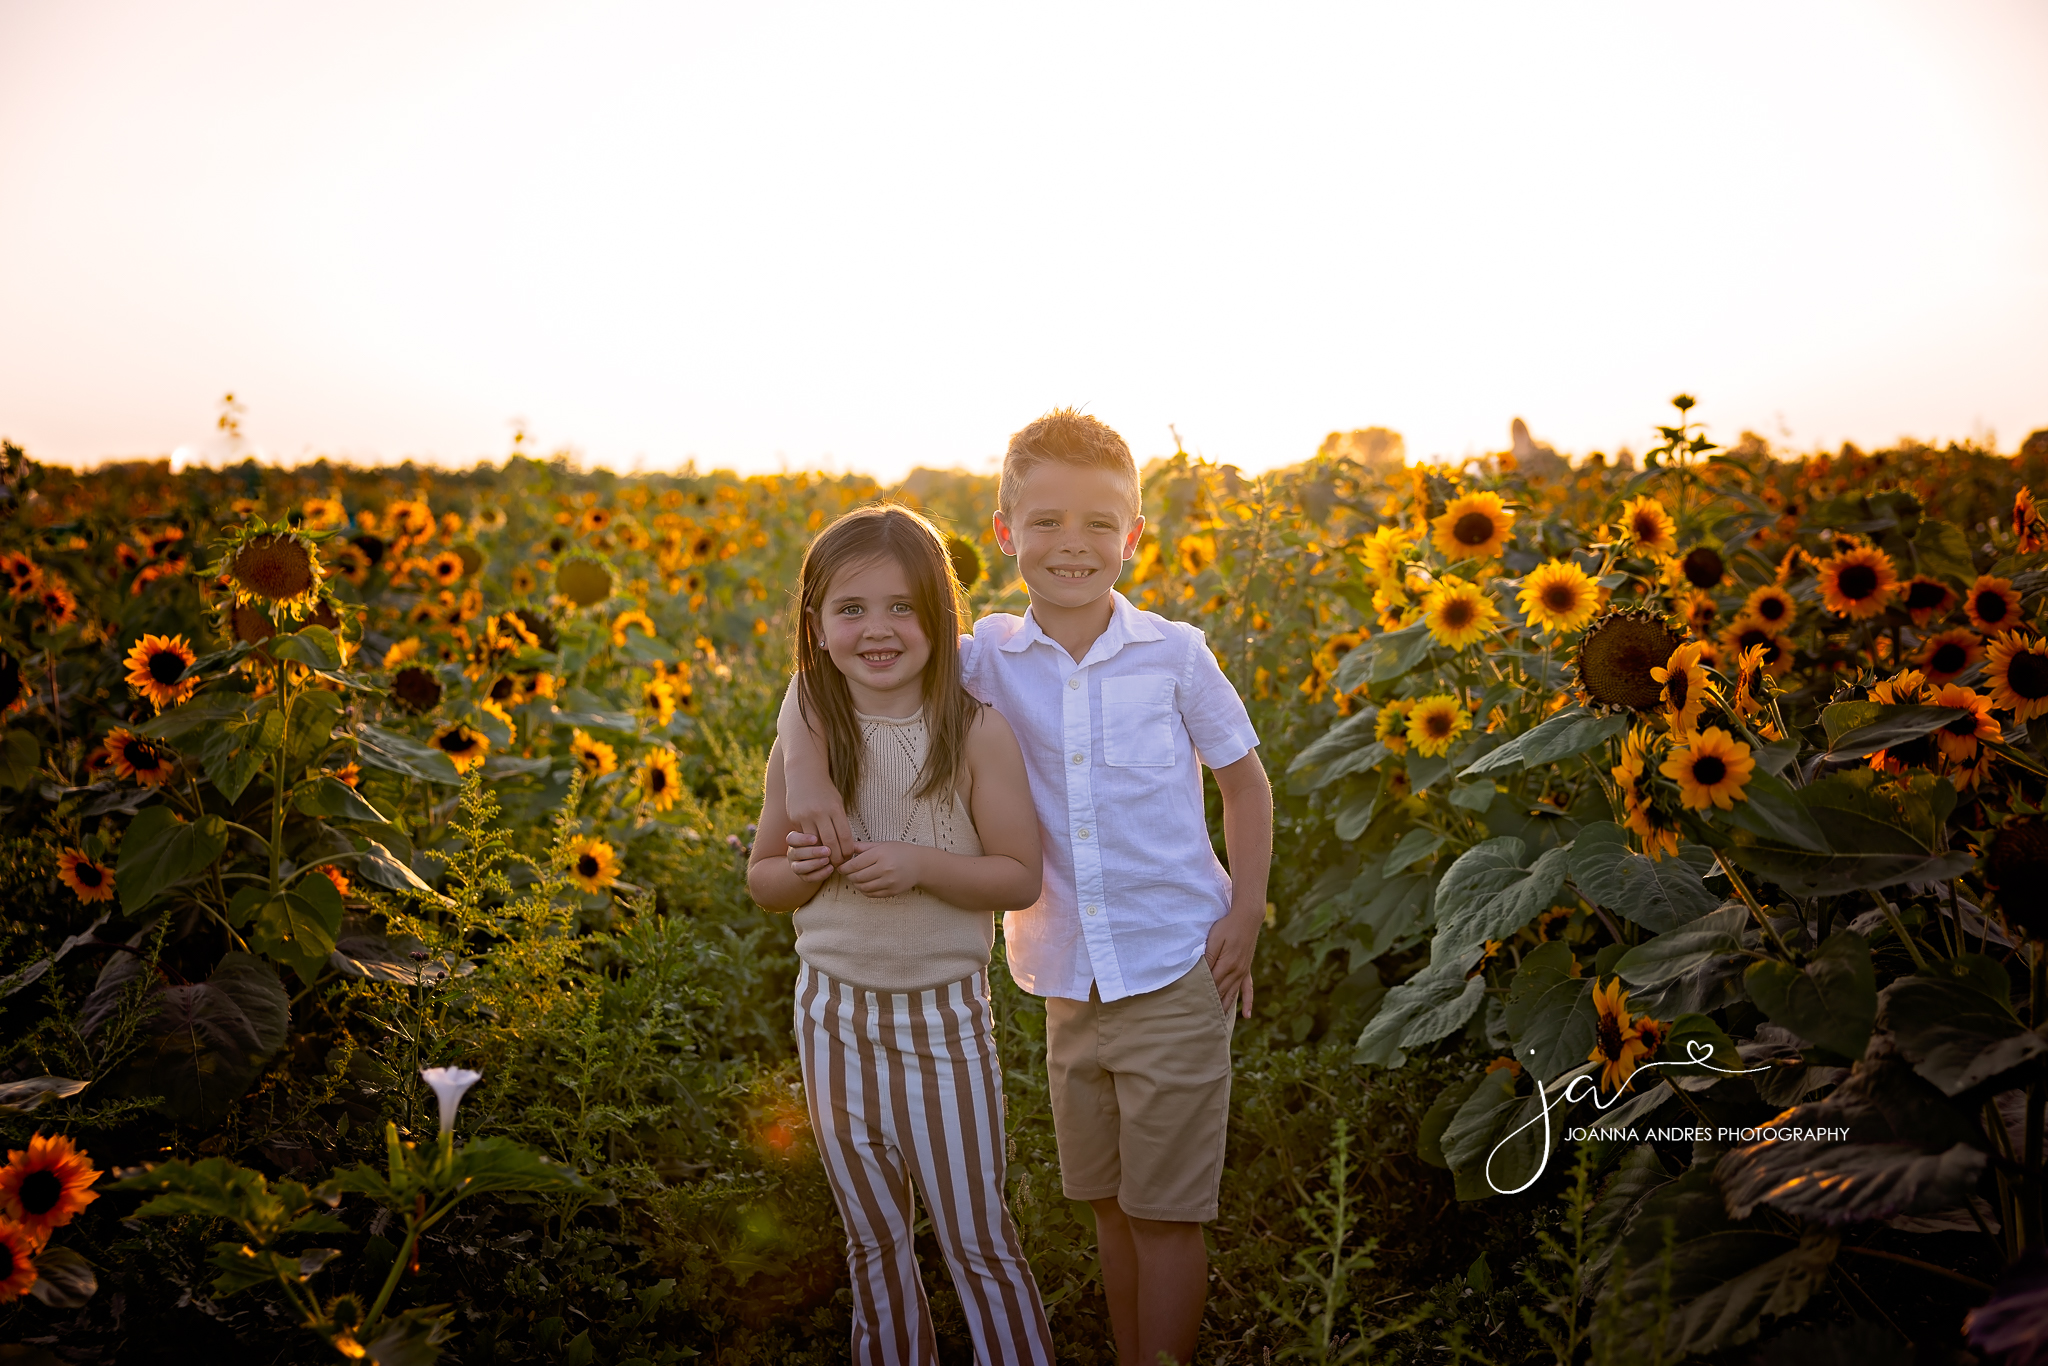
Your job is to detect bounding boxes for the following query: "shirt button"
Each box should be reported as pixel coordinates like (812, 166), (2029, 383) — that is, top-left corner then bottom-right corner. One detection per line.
(1086, 904), (1099, 916)
(1071, 752), (1085, 764)
(1077, 828), (1091, 839)
(1068, 677), (1080, 689)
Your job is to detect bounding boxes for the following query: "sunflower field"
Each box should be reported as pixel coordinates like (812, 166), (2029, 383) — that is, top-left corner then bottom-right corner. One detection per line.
(4, 407), (2048, 1363)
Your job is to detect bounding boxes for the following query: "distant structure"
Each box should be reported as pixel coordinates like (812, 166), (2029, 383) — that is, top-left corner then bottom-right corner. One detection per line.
(1509, 418), (1571, 481)
(1317, 426), (1406, 470)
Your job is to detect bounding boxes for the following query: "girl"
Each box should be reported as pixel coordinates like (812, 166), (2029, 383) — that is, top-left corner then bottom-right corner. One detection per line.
(748, 505), (1053, 1364)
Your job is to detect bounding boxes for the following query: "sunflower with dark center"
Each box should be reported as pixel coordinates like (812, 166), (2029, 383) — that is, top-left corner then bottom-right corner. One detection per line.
(0, 1218), (34, 1302)
(1987, 632), (2048, 722)
(349, 533), (387, 567)
(1916, 628), (1982, 686)
(0, 1132), (101, 1246)
(430, 723), (489, 772)
(105, 728), (176, 785)
(571, 729), (618, 777)
(512, 607), (558, 652)
(57, 848), (115, 903)
(1680, 546), (1725, 589)
(1967, 575), (2022, 634)
(1588, 978), (1654, 1093)
(1742, 584), (1797, 628)
(1617, 495), (1678, 557)
(227, 529), (321, 610)
(1930, 684), (1999, 763)
(566, 836), (620, 893)
(430, 551), (464, 586)
(1430, 491), (1514, 562)
(1650, 642), (1713, 734)
(1421, 578), (1498, 649)
(1901, 576), (1955, 626)
(1577, 608), (1685, 711)
(1988, 818), (2048, 940)
(1517, 560), (1599, 635)
(1660, 726), (1755, 810)
(643, 677), (678, 727)
(1816, 543), (1898, 620)
(1404, 694), (1470, 758)
(642, 750), (682, 811)
(38, 583), (77, 629)
(392, 666), (444, 715)
(123, 632), (198, 710)
(488, 674), (518, 705)
(0, 551), (41, 598)
(1721, 618), (1794, 677)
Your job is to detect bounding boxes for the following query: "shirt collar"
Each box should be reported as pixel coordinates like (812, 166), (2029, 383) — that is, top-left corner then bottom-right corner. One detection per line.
(1000, 590), (1163, 660)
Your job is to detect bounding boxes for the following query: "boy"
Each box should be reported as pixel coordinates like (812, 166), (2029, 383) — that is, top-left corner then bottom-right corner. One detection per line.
(778, 409), (1272, 1364)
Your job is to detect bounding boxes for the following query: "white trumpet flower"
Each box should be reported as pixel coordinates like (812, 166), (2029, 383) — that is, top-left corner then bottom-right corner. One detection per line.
(419, 1066), (482, 1135)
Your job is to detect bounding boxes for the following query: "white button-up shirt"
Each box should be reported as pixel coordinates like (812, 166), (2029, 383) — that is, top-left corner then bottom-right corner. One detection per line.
(961, 591), (1260, 1003)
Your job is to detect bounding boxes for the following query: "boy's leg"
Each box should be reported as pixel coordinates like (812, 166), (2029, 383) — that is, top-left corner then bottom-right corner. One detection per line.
(795, 964), (939, 1365)
(890, 974), (1055, 1366)
(1088, 1202), (1205, 1365)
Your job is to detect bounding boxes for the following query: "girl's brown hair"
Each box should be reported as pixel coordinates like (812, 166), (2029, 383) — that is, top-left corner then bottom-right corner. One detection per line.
(795, 504), (978, 807)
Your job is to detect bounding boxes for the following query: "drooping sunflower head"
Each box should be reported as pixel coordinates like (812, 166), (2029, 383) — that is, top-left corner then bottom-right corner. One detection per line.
(943, 532), (985, 591)
(105, 728), (176, 786)
(1817, 544), (1899, 620)
(221, 525), (323, 616)
(123, 632), (198, 711)
(1588, 977), (1650, 1093)
(0, 1131), (101, 1245)
(1988, 818), (2048, 941)
(1679, 545), (1726, 590)
(1577, 608), (1686, 712)
(557, 555), (614, 608)
(570, 728), (618, 777)
(1966, 575), (2023, 635)
(391, 666), (444, 715)
(1658, 726), (1755, 811)
(57, 848), (115, 904)
(1421, 578), (1499, 650)
(1430, 491), (1514, 563)
(566, 836), (619, 893)
(611, 609), (657, 647)
(1518, 559), (1600, 636)
(1617, 496), (1678, 557)
(1404, 693), (1471, 759)
(642, 750), (682, 811)
(1901, 576), (1955, 626)
(430, 723), (489, 772)
(1987, 632), (2048, 723)
(1916, 628), (1983, 686)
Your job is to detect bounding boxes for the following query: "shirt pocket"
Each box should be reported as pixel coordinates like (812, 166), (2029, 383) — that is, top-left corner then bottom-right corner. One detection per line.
(1100, 674), (1178, 767)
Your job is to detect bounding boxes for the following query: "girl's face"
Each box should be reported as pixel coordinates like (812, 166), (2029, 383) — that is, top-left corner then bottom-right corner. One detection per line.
(816, 554), (931, 716)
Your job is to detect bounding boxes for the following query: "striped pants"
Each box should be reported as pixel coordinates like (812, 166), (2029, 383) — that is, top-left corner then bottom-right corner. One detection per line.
(794, 962), (1054, 1366)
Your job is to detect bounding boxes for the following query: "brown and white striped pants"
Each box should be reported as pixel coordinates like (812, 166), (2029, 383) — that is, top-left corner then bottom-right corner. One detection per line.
(794, 962), (1054, 1365)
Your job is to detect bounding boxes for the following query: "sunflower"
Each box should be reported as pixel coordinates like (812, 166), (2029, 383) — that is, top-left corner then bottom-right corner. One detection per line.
(1577, 608), (1685, 712)
(0, 1132), (100, 1246)
(386, 498), (434, 539)
(430, 723), (489, 772)
(1916, 628), (1982, 686)
(1616, 496), (1678, 557)
(1421, 578), (1499, 650)
(579, 505), (614, 535)
(1660, 726), (1755, 810)
(38, 582), (78, 630)
(104, 728), (176, 786)
(430, 551), (464, 586)
(0, 551), (42, 599)
(1518, 560), (1600, 636)
(1361, 524), (1415, 583)
(391, 666), (443, 715)
(1870, 668), (1930, 705)
(518, 669), (559, 703)
(1430, 491), (1514, 563)
(2017, 486), (2046, 555)
(1986, 818), (2048, 941)
(0, 1218), (34, 1302)
(571, 729), (618, 777)
(1404, 694), (1470, 758)
(1986, 632), (2048, 722)
(1650, 642), (1714, 735)
(0, 652), (26, 718)
(642, 749), (682, 811)
(1613, 728), (1681, 860)
(643, 677), (678, 727)
(612, 610), (657, 647)
(1966, 575), (2023, 635)
(1175, 533), (1217, 576)
(225, 529), (322, 614)
(1895, 576), (1954, 628)
(1374, 698), (1412, 755)
(1588, 978), (1652, 1093)
(122, 632), (198, 711)
(1676, 545), (1725, 590)
(301, 495), (347, 530)
(557, 556), (613, 608)
(1741, 585), (1797, 630)
(383, 637), (424, 670)
(566, 836), (619, 893)
(1675, 588), (1717, 638)
(56, 848), (115, 904)
(1929, 684), (2000, 763)
(1720, 617), (1795, 678)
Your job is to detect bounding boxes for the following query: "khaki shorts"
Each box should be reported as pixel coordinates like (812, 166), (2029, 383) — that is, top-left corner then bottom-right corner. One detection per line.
(1044, 957), (1235, 1223)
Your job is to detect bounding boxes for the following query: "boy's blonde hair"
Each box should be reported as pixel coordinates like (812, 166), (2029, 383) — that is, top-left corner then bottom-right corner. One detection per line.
(998, 408), (1142, 521)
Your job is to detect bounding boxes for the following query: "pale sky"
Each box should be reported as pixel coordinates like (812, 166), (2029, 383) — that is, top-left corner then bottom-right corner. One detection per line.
(2, 1), (2043, 482)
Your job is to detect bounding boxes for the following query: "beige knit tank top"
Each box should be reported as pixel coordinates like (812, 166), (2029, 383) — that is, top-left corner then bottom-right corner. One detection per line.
(792, 709), (994, 991)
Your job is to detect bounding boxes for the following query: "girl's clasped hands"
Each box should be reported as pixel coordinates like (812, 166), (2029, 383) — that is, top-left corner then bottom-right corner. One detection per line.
(782, 831), (924, 899)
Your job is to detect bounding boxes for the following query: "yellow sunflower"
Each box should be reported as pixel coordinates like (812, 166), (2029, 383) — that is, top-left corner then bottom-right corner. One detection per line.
(105, 728), (176, 786)
(1741, 584), (1797, 631)
(57, 849), (115, 904)
(1916, 628), (1982, 686)
(1966, 575), (2023, 635)
(642, 677), (678, 727)
(301, 495), (347, 530)
(1362, 524), (1415, 583)
(38, 582), (78, 630)
(1431, 491), (1514, 563)
(1375, 697), (1413, 755)
(1720, 618), (1794, 678)
(571, 729), (618, 777)
(2017, 486), (2046, 555)
(1177, 533), (1218, 576)
(1650, 642), (1714, 735)
(430, 723), (489, 772)
(1405, 693), (1470, 758)
(430, 551), (464, 586)
(566, 836), (619, 893)
(1421, 578), (1499, 650)
(1870, 667), (1930, 705)
(1814, 543), (1897, 620)
(122, 632), (198, 711)
(0, 1132), (100, 1247)
(642, 749), (682, 811)
(1617, 496), (1678, 557)
(0, 551), (42, 600)
(1660, 726), (1755, 811)
(1901, 575), (1955, 627)
(612, 610), (657, 647)
(1588, 978), (1652, 1093)
(1986, 632), (2048, 722)
(1929, 684), (2000, 763)
(1613, 727), (1681, 860)
(1676, 588), (1717, 639)
(510, 565), (537, 596)
(1518, 560), (1600, 636)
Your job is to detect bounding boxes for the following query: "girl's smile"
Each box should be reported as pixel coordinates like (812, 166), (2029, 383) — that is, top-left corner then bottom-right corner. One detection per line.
(819, 555), (931, 716)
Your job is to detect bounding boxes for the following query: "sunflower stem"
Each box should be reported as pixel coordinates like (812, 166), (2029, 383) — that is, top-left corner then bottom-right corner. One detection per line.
(1713, 850), (1791, 957)
(1868, 889), (1930, 972)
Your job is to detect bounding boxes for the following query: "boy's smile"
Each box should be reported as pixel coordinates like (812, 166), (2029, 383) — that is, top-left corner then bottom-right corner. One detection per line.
(993, 464), (1145, 657)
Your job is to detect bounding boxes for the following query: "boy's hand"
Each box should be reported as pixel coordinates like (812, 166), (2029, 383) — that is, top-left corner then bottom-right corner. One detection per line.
(784, 831), (837, 883)
(839, 840), (925, 899)
(1205, 906), (1261, 1019)
(785, 775), (857, 866)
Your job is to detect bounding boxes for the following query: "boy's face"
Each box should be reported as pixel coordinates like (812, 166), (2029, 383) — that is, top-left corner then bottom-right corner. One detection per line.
(992, 463), (1145, 612)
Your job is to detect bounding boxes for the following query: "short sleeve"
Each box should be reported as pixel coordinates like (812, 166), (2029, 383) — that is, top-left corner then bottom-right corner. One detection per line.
(958, 629), (988, 704)
(1176, 626), (1259, 769)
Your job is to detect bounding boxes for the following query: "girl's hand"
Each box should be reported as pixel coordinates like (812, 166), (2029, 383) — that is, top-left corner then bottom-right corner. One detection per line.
(839, 841), (925, 899)
(785, 831), (837, 883)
